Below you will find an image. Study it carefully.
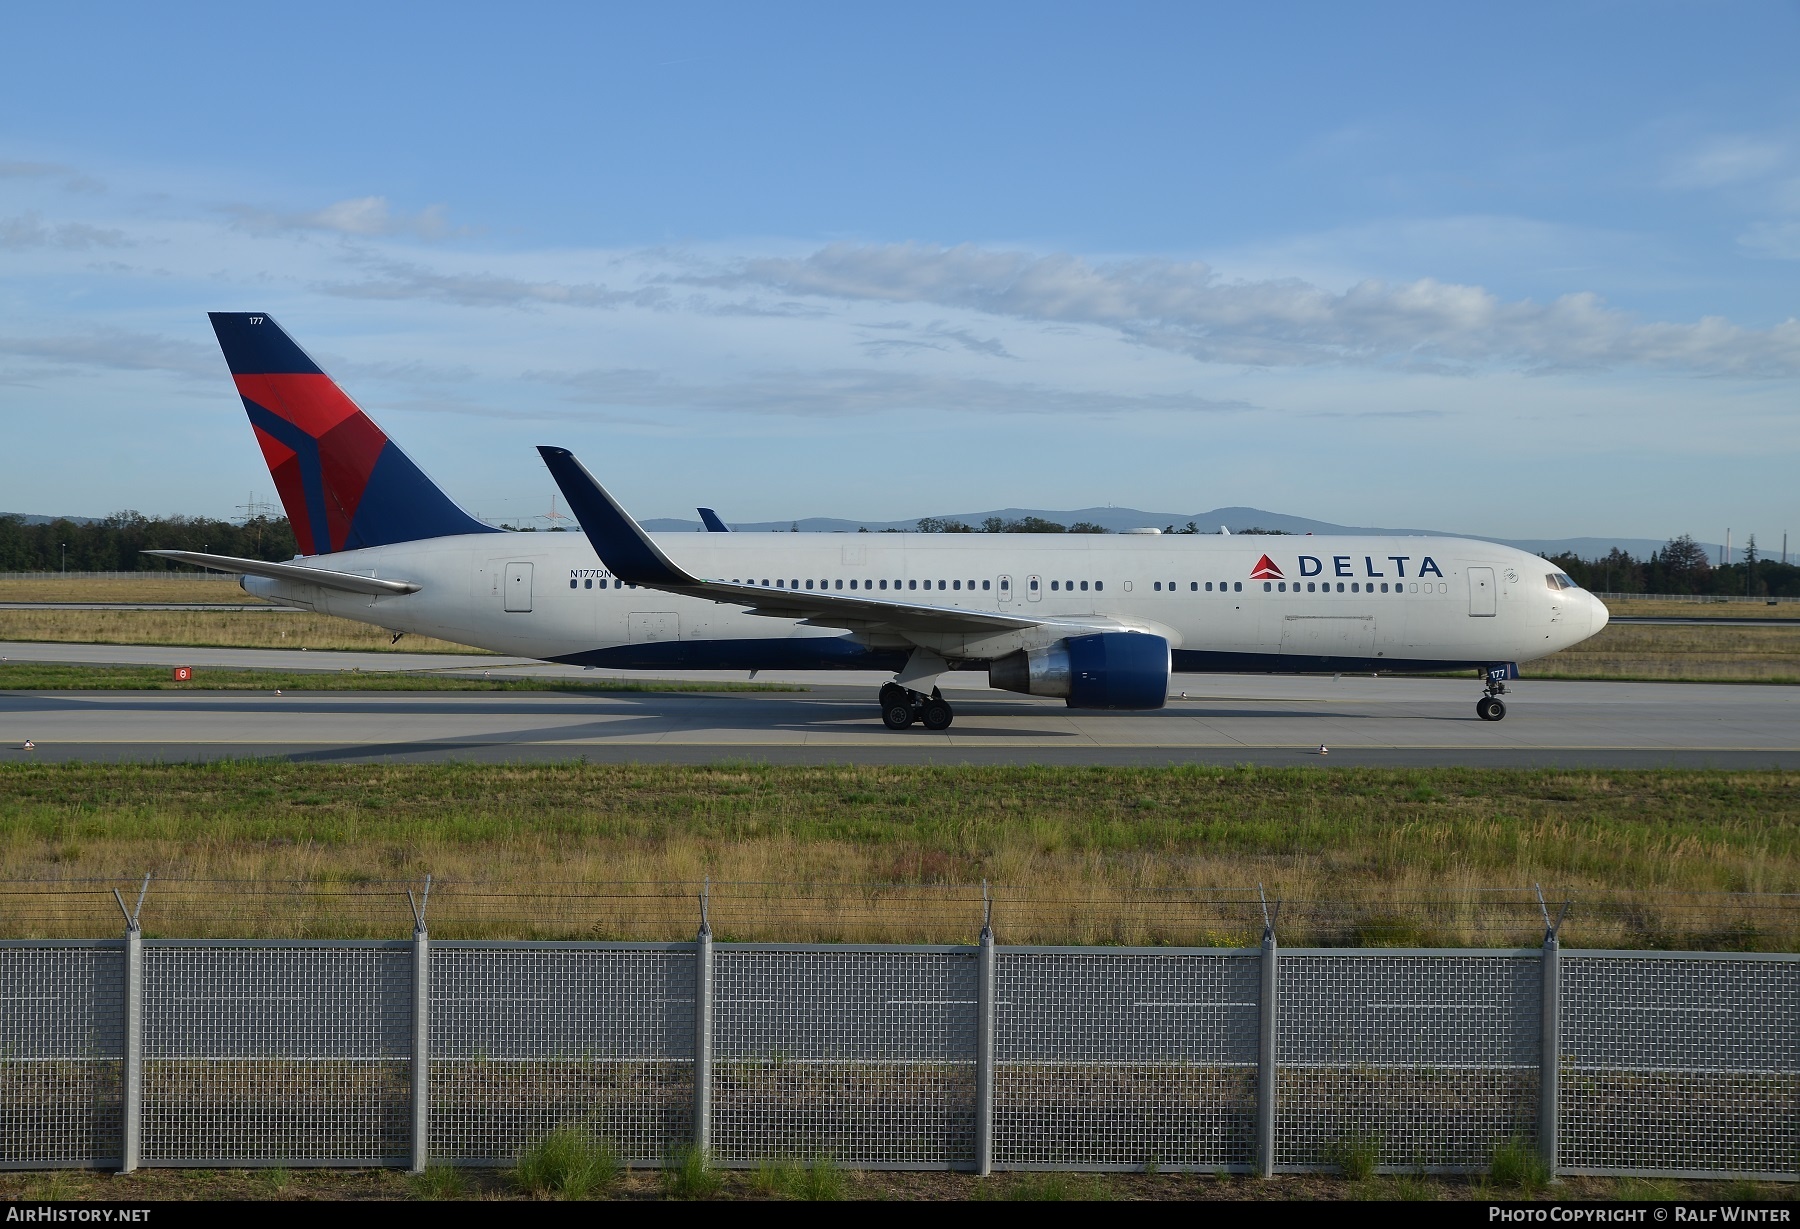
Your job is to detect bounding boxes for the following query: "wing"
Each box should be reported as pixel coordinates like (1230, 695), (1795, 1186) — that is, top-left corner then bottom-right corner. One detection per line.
(536, 446), (1138, 640)
(142, 550), (421, 596)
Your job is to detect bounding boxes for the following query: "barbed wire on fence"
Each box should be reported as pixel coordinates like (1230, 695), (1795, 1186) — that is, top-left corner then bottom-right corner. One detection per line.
(1, 877), (1793, 950)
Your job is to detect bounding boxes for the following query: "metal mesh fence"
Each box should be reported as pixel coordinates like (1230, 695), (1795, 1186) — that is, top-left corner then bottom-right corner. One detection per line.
(429, 943), (694, 1165)
(1275, 952), (1541, 1172)
(1560, 954), (1800, 1178)
(140, 942), (412, 1166)
(993, 949), (1260, 1170)
(710, 946), (977, 1167)
(0, 936), (1794, 1176)
(0, 942), (123, 1169)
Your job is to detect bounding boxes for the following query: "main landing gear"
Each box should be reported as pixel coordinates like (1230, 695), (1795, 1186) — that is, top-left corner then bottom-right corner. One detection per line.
(1476, 679), (1508, 722)
(879, 681), (954, 731)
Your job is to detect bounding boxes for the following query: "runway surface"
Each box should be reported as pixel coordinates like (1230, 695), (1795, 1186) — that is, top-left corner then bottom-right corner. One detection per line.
(3, 642), (1797, 768)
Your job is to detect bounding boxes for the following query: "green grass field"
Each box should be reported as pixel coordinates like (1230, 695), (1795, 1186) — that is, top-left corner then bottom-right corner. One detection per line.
(1, 763), (1792, 948)
(0, 662), (802, 693)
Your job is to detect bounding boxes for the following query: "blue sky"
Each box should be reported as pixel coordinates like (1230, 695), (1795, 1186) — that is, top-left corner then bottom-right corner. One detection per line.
(2, 1), (1797, 545)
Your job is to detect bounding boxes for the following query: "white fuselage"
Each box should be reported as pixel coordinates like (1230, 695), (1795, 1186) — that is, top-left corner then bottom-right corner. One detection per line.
(241, 531), (1609, 677)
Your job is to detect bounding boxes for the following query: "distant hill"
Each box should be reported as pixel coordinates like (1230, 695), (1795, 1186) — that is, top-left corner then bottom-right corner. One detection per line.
(1, 513), (101, 526)
(639, 506), (1722, 562)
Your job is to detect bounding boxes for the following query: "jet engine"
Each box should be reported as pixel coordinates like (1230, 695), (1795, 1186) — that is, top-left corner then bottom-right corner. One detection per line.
(987, 632), (1170, 709)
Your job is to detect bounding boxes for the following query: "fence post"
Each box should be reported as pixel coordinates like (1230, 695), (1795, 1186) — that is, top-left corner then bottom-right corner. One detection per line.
(974, 886), (996, 1177)
(1255, 891), (1278, 1178)
(693, 885), (714, 1157)
(409, 877), (431, 1175)
(1538, 918), (1562, 1181)
(114, 877), (148, 1175)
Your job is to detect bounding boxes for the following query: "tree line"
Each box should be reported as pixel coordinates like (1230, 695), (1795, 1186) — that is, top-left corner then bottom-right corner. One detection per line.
(0, 512), (298, 571)
(1546, 534), (1798, 597)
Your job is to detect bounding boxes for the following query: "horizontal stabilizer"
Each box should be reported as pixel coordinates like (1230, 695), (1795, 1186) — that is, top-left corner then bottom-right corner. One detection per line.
(142, 550), (421, 596)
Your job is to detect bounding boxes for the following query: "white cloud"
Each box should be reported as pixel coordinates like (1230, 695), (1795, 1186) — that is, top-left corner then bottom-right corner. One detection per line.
(225, 195), (461, 239)
(698, 242), (1800, 376)
(1666, 136), (1788, 189)
(0, 213), (132, 250)
(316, 257), (670, 309)
(0, 161), (105, 192)
(524, 364), (1250, 419)
(0, 328), (216, 378)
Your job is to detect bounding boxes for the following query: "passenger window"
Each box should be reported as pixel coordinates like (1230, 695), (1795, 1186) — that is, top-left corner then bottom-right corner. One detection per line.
(806, 579), (814, 589)
(909, 580), (917, 590)
(968, 579), (975, 590)
(1279, 582), (1287, 592)
(1051, 581), (1059, 591)
(879, 579), (887, 590)
(953, 579), (961, 590)
(939, 580), (947, 590)
(584, 578), (593, 589)
(1029, 579), (1038, 591)
(1190, 582), (1197, 591)
(777, 579), (785, 588)
(569, 579), (577, 589)
(1263, 581), (1272, 592)
(1094, 581), (1103, 591)
(1380, 583), (1388, 592)
(1409, 583), (1418, 593)
(1205, 582), (1213, 592)
(1153, 582), (1161, 591)
(1233, 582), (1242, 592)
(1080, 580), (1088, 591)
(836, 579), (843, 590)
(983, 580), (991, 590)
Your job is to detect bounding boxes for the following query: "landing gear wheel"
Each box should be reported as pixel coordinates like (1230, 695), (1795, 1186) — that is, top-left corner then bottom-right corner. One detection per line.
(1476, 696), (1507, 722)
(882, 698), (916, 730)
(920, 699), (954, 731)
(879, 682), (908, 711)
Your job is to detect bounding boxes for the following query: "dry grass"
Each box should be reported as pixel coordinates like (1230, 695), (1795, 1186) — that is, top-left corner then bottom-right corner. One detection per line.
(0, 763), (1793, 948)
(1597, 597), (1800, 620)
(1531, 622), (1800, 682)
(0, 607), (485, 653)
(0, 577), (265, 603)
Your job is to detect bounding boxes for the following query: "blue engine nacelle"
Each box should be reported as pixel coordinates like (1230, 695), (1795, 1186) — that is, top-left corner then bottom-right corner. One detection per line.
(987, 632), (1170, 710)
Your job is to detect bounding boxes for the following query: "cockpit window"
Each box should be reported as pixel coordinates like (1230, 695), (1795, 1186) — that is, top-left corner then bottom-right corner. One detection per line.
(1545, 573), (1578, 591)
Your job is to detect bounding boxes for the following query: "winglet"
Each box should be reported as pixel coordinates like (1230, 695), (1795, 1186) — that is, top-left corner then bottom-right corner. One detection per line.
(697, 507), (730, 533)
(537, 446), (696, 586)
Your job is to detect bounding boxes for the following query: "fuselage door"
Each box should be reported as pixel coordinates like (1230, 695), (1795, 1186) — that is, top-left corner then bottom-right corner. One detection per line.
(997, 574), (1013, 603)
(1026, 574), (1042, 603)
(1468, 567), (1496, 617)
(504, 561), (534, 612)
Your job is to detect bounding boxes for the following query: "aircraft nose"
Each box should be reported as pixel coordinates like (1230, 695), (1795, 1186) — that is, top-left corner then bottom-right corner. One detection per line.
(1589, 592), (1610, 634)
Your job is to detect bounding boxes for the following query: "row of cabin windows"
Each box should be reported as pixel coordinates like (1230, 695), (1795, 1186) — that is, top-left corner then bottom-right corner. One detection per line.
(725, 578), (995, 591)
(1259, 580), (1449, 594)
(574, 575), (1452, 596)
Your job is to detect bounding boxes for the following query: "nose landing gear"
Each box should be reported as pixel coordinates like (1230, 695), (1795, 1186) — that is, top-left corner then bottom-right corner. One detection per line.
(1476, 678), (1509, 722)
(878, 682), (954, 730)
(1476, 663), (1515, 721)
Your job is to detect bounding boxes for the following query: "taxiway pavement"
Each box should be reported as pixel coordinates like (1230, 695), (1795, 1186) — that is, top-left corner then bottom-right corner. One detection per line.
(2, 642), (1795, 768)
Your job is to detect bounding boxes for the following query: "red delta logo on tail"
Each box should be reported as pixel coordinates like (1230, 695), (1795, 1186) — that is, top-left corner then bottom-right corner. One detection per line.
(208, 312), (495, 556)
(1249, 554), (1284, 580)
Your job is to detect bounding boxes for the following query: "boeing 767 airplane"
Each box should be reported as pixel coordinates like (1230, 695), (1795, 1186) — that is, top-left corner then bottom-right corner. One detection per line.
(147, 313), (1609, 729)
